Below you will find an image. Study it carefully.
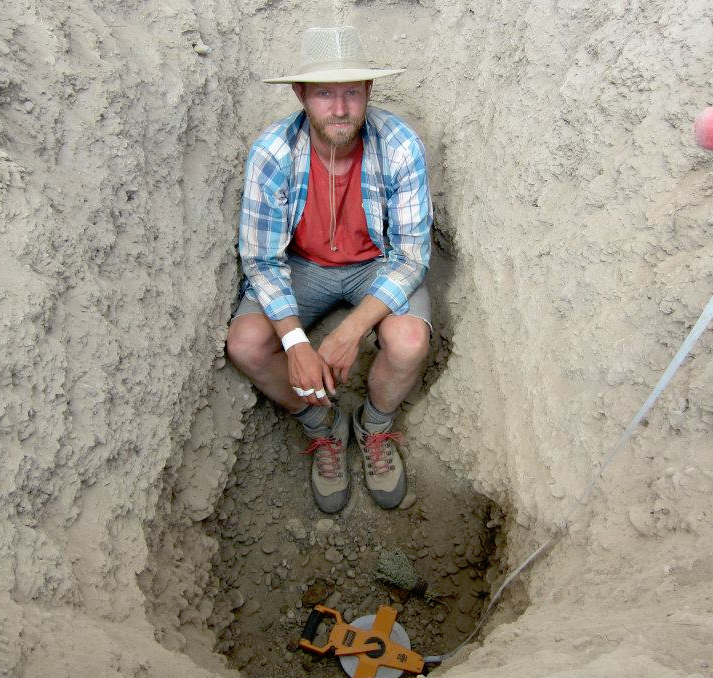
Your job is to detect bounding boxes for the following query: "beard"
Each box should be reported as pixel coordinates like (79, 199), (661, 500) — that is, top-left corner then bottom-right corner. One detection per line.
(305, 109), (365, 148)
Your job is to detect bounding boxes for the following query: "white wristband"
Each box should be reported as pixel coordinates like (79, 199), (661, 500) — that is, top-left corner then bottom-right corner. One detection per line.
(281, 328), (309, 351)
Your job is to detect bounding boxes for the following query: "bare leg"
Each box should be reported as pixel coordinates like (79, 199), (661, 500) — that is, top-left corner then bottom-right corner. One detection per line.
(226, 313), (304, 413)
(367, 314), (430, 413)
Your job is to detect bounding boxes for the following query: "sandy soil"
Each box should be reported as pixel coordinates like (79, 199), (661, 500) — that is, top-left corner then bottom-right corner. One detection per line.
(1, 1), (711, 677)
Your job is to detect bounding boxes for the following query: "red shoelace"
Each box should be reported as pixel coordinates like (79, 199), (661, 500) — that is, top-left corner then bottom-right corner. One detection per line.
(301, 437), (344, 478)
(363, 432), (404, 475)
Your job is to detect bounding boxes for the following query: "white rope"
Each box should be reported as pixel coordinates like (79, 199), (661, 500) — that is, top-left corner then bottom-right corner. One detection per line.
(424, 293), (713, 665)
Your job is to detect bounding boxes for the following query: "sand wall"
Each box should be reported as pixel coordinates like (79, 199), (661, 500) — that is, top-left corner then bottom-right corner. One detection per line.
(1, 0), (711, 676)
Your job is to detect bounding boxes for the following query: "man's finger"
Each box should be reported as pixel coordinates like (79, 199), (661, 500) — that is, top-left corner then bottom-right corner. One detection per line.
(322, 363), (336, 395)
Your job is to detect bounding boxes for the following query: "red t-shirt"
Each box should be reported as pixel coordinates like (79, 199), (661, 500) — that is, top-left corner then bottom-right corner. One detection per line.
(289, 139), (381, 266)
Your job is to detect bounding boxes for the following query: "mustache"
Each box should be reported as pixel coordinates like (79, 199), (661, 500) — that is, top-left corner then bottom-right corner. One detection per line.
(324, 117), (359, 125)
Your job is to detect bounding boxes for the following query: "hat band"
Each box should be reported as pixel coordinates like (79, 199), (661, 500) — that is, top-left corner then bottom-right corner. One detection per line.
(298, 59), (372, 74)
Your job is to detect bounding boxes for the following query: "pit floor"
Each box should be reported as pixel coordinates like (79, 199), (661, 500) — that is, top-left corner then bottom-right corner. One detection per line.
(204, 371), (505, 678)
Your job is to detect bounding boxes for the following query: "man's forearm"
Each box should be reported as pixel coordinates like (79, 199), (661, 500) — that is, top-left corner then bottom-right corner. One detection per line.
(342, 294), (391, 338)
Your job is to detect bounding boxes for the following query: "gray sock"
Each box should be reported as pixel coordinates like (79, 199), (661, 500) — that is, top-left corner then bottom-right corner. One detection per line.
(295, 405), (332, 435)
(361, 396), (395, 434)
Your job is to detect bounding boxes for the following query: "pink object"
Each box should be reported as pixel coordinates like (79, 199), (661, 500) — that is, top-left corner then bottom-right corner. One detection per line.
(694, 106), (713, 150)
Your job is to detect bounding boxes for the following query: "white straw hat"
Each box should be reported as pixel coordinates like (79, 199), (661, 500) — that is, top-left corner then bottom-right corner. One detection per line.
(263, 26), (405, 84)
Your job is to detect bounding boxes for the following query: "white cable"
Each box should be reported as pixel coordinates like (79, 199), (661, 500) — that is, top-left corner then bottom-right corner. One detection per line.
(424, 293), (713, 665)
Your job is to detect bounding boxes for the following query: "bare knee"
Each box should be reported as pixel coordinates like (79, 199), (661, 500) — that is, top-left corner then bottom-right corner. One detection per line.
(377, 315), (430, 371)
(226, 314), (280, 375)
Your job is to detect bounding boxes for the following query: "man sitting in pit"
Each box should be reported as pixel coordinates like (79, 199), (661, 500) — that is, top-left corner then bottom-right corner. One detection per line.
(227, 25), (433, 514)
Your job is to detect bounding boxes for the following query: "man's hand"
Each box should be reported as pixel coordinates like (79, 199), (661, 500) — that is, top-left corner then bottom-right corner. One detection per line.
(286, 342), (335, 406)
(318, 319), (364, 384)
(318, 295), (392, 383)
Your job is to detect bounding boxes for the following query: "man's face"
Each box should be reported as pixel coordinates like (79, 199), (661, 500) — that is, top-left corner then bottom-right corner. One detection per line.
(293, 81), (371, 148)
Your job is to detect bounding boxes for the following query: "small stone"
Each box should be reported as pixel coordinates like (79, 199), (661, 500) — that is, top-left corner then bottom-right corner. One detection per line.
(485, 566), (501, 584)
(417, 548), (430, 559)
(455, 615), (472, 634)
(445, 562), (460, 575)
(399, 493), (417, 510)
(343, 608), (355, 623)
(233, 644), (253, 669)
(346, 569), (356, 578)
(465, 543), (482, 565)
(325, 547), (343, 564)
(242, 598), (260, 617)
(434, 611), (446, 623)
(392, 603), (404, 613)
(228, 589), (245, 609)
(193, 42), (212, 55)
(472, 579), (490, 596)
(457, 594), (477, 614)
(454, 544), (466, 556)
(325, 591), (341, 608)
(316, 519), (334, 533)
(432, 544), (448, 558)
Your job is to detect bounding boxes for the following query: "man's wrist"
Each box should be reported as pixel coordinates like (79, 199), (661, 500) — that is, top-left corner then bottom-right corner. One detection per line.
(281, 327), (310, 351)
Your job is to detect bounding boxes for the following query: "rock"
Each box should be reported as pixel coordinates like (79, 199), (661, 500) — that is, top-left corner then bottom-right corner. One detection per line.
(465, 543), (482, 564)
(445, 562), (460, 575)
(399, 492), (417, 510)
(316, 518), (334, 533)
(285, 518), (307, 539)
(301, 578), (333, 606)
(457, 593), (477, 614)
(325, 547), (344, 564)
(432, 544), (448, 558)
(233, 644), (254, 669)
(242, 598), (260, 617)
(417, 548), (430, 559)
(228, 589), (245, 609)
(455, 615), (472, 634)
(454, 543), (466, 556)
(325, 591), (341, 608)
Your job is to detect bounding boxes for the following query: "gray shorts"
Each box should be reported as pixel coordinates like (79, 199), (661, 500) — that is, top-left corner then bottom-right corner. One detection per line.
(235, 255), (431, 331)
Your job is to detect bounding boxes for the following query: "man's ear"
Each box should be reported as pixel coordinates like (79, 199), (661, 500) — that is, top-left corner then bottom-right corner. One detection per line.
(292, 82), (305, 104)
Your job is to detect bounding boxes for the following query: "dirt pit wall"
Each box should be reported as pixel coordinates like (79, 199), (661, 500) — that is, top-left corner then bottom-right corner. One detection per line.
(1, 0), (712, 677)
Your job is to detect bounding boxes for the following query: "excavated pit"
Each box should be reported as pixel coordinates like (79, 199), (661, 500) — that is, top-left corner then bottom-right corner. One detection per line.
(199, 237), (517, 677)
(2, 2), (712, 678)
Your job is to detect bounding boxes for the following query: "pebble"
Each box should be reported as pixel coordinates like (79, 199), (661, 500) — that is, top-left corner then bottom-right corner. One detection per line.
(457, 594), (477, 614)
(417, 548), (430, 559)
(316, 519), (334, 533)
(398, 493), (417, 510)
(261, 543), (277, 555)
(243, 598), (260, 617)
(454, 544), (466, 556)
(346, 569), (356, 578)
(485, 566), (500, 584)
(325, 591), (341, 608)
(228, 589), (245, 609)
(432, 544), (448, 558)
(455, 615), (472, 634)
(445, 562), (460, 575)
(465, 543), (482, 564)
(325, 547), (343, 564)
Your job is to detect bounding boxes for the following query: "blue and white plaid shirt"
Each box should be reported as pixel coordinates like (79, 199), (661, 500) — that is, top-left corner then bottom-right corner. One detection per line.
(239, 106), (433, 321)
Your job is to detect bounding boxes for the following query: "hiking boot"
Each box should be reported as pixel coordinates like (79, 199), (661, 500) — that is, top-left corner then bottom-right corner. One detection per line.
(352, 407), (406, 509)
(301, 406), (350, 513)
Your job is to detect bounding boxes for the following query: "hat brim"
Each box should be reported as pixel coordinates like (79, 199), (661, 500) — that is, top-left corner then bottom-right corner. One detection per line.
(263, 67), (405, 84)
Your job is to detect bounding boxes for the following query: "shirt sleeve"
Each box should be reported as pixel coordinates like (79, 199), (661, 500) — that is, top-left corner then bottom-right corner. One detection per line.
(367, 134), (433, 314)
(238, 144), (300, 321)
